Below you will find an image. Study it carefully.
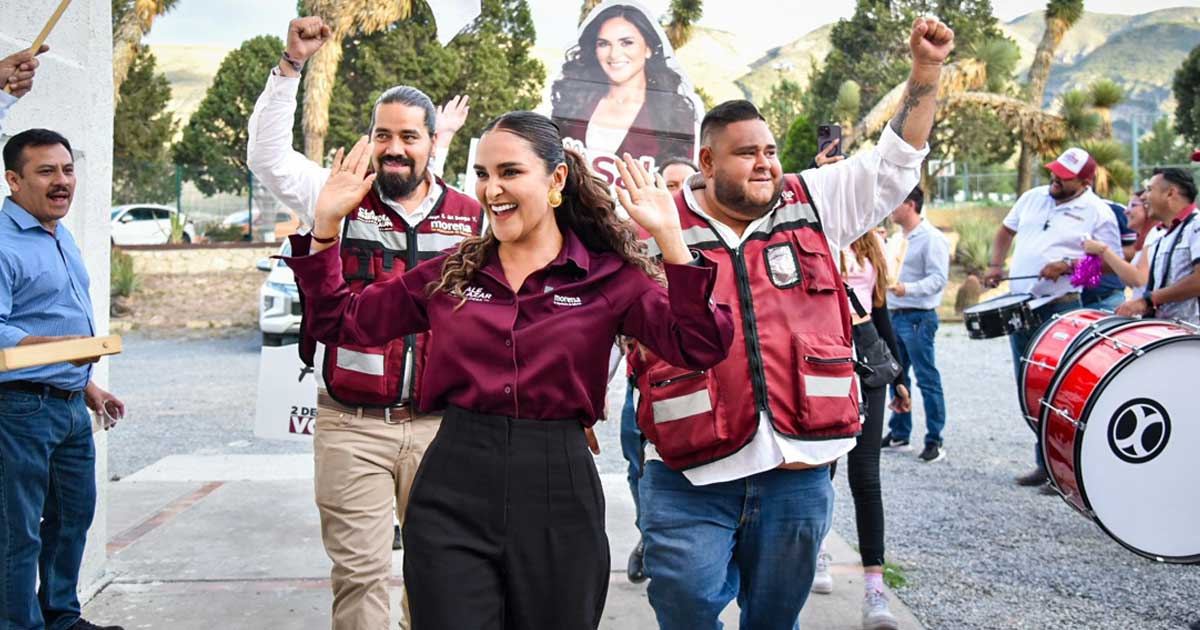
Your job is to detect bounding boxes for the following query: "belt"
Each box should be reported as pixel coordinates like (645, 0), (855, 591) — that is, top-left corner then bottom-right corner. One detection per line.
(890, 307), (934, 315)
(1044, 292), (1081, 306)
(0, 380), (84, 401)
(316, 391), (415, 424)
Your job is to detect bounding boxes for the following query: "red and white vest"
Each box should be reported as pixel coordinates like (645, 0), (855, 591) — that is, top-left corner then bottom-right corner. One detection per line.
(300, 179), (483, 407)
(629, 174), (861, 470)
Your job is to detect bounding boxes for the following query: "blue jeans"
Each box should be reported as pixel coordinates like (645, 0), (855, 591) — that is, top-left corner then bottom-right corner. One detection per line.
(639, 462), (832, 630)
(0, 390), (96, 630)
(1082, 288), (1125, 312)
(1008, 296), (1083, 468)
(619, 377), (643, 528)
(888, 309), (947, 446)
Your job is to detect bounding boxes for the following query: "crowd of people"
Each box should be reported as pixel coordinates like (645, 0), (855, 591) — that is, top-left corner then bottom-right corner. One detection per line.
(1, 6), (1198, 630)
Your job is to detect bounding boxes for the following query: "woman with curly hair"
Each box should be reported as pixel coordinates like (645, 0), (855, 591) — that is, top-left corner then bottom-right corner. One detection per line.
(284, 110), (733, 629)
(551, 2), (699, 177)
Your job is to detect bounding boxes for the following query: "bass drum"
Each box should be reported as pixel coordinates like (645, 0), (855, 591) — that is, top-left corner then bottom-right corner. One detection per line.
(1018, 309), (1129, 431)
(1040, 319), (1200, 563)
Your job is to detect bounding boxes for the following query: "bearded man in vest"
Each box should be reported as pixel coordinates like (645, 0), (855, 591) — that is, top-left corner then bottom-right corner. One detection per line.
(627, 18), (952, 630)
(246, 17), (483, 630)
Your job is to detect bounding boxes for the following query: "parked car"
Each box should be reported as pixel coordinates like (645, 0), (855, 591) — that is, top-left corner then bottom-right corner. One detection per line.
(111, 204), (197, 245)
(223, 208), (302, 241)
(256, 240), (301, 346)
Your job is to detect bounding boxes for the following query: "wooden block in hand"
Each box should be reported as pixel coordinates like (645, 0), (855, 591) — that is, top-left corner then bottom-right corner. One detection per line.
(0, 335), (122, 371)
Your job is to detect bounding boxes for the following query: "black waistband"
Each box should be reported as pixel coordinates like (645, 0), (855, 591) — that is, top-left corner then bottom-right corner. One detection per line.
(443, 405), (584, 431)
(0, 380), (83, 401)
(889, 307), (934, 315)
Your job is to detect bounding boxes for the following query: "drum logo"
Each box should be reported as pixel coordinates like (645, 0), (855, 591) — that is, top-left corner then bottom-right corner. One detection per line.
(1107, 398), (1171, 464)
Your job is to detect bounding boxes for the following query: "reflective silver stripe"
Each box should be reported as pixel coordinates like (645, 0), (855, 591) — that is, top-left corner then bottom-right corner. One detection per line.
(652, 389), (712, 424)
(335, 348), (386, 376)
(417, 231), (465, 252)
(742, 201), (820, 240)
(804, 375), (853, 397)
(345, 220), (407, 251)
(643, 225), (717, 257)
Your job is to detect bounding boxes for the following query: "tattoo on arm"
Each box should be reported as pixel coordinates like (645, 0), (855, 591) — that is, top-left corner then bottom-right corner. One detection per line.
(888, 80), (936, 137)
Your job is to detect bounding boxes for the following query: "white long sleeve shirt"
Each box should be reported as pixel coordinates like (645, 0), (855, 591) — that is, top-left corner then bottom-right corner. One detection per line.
(0, 90), (17, 135)
(647, 125), (929, 486)
(246, 71), (448, 227)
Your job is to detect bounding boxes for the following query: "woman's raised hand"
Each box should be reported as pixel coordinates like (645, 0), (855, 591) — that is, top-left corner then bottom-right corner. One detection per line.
(616, 154), (681, 237)
(314, 136), (376, 238)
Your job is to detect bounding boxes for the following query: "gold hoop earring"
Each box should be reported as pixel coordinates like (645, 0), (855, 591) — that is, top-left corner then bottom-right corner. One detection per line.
(548, 189), (563, 208)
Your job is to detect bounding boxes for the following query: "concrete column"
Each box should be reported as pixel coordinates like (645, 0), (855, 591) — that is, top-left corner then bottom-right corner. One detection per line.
(1, 0), (115, 597)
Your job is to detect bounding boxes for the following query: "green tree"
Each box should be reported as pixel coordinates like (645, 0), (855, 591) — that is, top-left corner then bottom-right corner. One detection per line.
(760, 78), (804, 142)
(328, 0), (544, 182)
(934, 103), (1016, 167)
(112, 47), (177, 204)
(173, 36), (285, 195)
(779, 113), (817, 173)
(805, 0), (1008, 126)
(1173, 43), (1200, 148)
(1141, 116), (1191, 167)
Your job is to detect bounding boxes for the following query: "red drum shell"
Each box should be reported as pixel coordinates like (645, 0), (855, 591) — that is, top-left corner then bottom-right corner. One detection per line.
(1018, 308), (1111, 430)
(1040, 319), (1199, 562)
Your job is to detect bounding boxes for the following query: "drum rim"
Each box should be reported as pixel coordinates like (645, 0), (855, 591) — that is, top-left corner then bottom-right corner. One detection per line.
(1041, 332), (1200, 564)
(1019, 310), (1128, 430)
(962, 292), (1033, 315)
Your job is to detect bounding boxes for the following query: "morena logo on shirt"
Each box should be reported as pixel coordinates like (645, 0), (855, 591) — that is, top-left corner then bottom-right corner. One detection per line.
(429, 218), (475, 237)
(355, 208), (395, 231)
(464, 286), (493, 303)
(553, 294), (583, 307)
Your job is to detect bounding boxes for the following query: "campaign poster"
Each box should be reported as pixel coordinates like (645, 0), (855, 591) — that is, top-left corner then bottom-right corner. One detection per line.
(549, 0), (704, 188)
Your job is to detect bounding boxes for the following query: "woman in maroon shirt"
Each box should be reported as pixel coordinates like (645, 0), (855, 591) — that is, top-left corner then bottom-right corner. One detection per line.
(286, 111), (733, 629)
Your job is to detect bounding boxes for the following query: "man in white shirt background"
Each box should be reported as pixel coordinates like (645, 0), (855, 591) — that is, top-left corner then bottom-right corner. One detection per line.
(984, 147), (1121, 490)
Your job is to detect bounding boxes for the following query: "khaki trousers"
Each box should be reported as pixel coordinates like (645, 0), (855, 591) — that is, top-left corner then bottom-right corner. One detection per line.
(313, 402), (442, 630)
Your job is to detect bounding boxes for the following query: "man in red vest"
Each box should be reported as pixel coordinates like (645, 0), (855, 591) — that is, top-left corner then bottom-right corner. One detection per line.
(629, 18), (952, 630)
(246, 17), (483, 630)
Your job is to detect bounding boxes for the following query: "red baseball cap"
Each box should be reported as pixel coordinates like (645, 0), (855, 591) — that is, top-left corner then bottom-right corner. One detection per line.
(1045, 147), (1096, 181)
(1191, 149), (1200, 162)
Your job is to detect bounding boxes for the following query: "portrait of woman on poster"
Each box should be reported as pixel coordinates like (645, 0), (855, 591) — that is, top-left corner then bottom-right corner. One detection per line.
(550, 0), (700, 177)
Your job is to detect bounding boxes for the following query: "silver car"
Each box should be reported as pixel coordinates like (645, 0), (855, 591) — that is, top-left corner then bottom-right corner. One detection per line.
(256, 241), (302, 346)
(111, 204), (197, 245)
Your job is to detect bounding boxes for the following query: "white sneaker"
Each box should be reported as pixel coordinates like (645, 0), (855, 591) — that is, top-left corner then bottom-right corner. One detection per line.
(810, 550), (833, 594)
(863, 589), (900, 630)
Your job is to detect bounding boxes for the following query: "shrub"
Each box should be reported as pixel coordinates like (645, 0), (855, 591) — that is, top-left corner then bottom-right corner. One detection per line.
(952, 213), (996, 275)
(111, 247), (140, 298)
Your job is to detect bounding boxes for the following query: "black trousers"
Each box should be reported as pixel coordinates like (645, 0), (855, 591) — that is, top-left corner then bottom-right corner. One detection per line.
(402, 406), (609, 630)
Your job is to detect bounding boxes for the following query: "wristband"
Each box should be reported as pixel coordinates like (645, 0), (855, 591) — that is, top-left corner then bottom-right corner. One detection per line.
(1143, 291), (1155, 310)
(281, 51), (305, 73)
(311, 232), (337, 244)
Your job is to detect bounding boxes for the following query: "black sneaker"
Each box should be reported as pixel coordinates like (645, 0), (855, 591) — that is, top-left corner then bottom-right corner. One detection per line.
(69, 619), (125, 630)
(1014, 468), (1050, 487)
(393, 524), (403, 550)
(627, 538), (647, 583)
(918, 443), (944, 463)
(880, 432), (910, 450)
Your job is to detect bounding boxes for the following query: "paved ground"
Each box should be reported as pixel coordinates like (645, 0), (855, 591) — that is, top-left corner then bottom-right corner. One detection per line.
(100, 329), (1200, 629)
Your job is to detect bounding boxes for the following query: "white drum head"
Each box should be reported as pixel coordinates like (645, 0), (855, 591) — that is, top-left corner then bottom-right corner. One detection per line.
(1078, 336), (1200, 561)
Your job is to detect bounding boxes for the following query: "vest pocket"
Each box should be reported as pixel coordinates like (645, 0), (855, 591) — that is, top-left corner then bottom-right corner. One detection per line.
(639, 365), (724, 459)
(792, 336), (860, 432)
(791, 230), (840, 292)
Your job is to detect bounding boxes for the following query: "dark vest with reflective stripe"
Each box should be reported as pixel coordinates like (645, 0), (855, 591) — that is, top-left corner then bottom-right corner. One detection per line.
(629, 174), (861, 470)
(300, 179), (483, 408)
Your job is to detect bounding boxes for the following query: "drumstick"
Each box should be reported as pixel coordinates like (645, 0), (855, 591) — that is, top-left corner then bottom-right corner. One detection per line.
(3, 0), (71, 94)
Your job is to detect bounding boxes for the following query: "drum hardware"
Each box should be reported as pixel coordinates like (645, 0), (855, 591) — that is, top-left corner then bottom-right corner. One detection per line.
(1089, 330), (1144, 356)
(1039, 399), (1082, 430)
(1020, 357), (1054, 371)
(1172, 319), (1200, 332)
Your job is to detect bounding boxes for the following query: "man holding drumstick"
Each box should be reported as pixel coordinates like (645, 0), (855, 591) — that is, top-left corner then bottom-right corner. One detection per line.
(0, 44), (49, 133)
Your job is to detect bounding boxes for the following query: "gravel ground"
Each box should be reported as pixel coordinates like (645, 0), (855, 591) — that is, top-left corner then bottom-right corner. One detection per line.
(108, 328), (1200, 629)
(829, 325), (1200, 630)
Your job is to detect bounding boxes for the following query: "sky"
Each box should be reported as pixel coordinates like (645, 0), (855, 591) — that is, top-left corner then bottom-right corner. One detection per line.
(143, 0), (1200, 58)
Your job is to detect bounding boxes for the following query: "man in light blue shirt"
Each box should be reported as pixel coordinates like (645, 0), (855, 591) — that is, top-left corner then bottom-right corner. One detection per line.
(882, 186), (950, 463)
(1, 128), (126, 630)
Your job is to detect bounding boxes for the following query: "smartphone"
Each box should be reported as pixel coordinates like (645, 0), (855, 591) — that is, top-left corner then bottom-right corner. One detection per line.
(817, 124), (843, 158)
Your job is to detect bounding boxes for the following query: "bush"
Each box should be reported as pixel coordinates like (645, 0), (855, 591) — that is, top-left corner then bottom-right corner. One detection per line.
(203, 224), (246, 242)
(952, 214), (996, 275)
(111, 247), (140, 298)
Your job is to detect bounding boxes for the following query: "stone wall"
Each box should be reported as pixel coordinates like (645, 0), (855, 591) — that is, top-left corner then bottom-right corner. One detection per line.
(124, 244), (279, 275)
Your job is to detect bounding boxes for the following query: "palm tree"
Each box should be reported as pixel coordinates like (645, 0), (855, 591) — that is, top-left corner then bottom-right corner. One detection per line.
(1088, 78), (1125, 137)
(300, 0), (413, 161)
(1016, 0), (1085, 193)
(112, 0), (180, 104)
